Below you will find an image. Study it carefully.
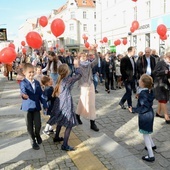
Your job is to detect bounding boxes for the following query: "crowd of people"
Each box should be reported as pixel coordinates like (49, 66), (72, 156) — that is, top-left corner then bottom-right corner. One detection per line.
(1, 45), (170, 162)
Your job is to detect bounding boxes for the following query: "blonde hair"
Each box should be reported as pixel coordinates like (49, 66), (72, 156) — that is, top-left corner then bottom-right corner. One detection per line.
(52, 64), (70, 97)
(140, 74), (153, 89)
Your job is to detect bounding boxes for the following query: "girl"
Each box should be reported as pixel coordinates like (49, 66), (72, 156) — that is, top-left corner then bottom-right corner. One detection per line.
(130, 74), (156, 162)
(76, 47), (99, 131)
(41, 75), (55, 135)
(42, 51), (62, 87)
(49, 62), (82, 151)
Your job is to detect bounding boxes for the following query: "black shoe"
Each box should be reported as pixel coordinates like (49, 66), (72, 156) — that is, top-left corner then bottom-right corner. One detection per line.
(53, 137), (64, 142)
(156, 112), (164, 118)
(32, 142), (40, 150)
(142, 155), (155, 162)
(90, 120), (99, 132)
(119, 102), (126, 109)
(107, 90), (110, 93)
(144, 146), (157, 151)
(95, 90), (99, 93)
(76, 114), (83, 124)
(61, 145), (75, 151)
(36, 136), (42, 144)
(165, 119), (170, 124)
(91, 124), (99, 131)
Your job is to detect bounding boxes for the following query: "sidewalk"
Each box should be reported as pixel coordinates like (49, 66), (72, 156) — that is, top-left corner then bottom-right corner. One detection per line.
(0, 72), (170, 170)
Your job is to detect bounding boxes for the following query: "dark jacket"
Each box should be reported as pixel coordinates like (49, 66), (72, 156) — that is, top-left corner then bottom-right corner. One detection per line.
(132, 89), (154, 133)
(136, 55), (156, 80)
(20, 78), (47, 111)
(43, 86), (55, 115)
(120, 55), (136, 81)
(153, 60), (170, 101)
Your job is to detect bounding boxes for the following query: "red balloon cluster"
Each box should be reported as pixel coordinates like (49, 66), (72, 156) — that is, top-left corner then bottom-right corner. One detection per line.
(39, 16), (48, 27)
(132, 0), (137, 2)
(51, 18), (65, 37)
(130, 20), (139, 33)
(157, 24), (167, 40)
(26, 31), (43, 49)
(0, 47), (17, 63)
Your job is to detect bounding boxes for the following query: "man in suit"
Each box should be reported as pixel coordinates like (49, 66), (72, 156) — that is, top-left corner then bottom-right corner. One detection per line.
(136, 47), (156, 80)
(119, 46), (136, 111)
(66, 52), (74, 76)
(20, 63), (47, 150)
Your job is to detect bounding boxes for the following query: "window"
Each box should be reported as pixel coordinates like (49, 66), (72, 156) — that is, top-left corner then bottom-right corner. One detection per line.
(83, 11), (87, 19)
(94, 24), (96, 32)
(145, 33), (150, 47)
(146, 1), (151, 18)
(70, 12), (75, 19)
(133, 35), (137, 47)
(94, 12), (96, 19)
(70, 39), (74, 44)
(83, 24), (87, 31)
(133, 6), (137, 20)
(69, 24), (74, 31)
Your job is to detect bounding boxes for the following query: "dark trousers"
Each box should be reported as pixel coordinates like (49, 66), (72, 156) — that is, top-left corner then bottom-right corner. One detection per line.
(25, 111), (41, 143)
(119, 78), (135, 107)
(105, 73), (113, 90)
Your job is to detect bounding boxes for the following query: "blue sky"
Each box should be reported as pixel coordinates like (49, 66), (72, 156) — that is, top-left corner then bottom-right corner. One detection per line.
(0, 0), (67, 40)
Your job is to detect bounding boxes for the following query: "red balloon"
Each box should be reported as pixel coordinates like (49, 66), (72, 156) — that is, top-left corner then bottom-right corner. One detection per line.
(117, 39), (121, 45)
(85, 42), (90, 48)
(56, 44), (59, 48)
(103, 37), (108, 43)
(51, 18), (65, 37)
(160, 34), (167, 40)
(114, 40), (120, 46)
(122, 39), (127, 45)
(132, 20), (139, 30)
(130, 27), (135, 33)
(60, 48), (65, 53)
(26, 31), (43, 49)
(21, 41), (26, 46)
(22, 48), (27, 54)
(0, 47), (17, 63)
(132, 0), (137, 2)
(157, 24), (167, 37)
(39, 16), (48, 27)
(8, 43), (15, 49)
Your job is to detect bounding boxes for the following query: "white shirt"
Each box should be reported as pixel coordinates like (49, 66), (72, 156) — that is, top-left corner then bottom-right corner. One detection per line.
(146, 57), (151, 75)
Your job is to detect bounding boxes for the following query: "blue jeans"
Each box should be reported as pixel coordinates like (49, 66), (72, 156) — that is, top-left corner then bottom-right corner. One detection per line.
(93, 74), (98, 90)
(50, 73), (59, 87)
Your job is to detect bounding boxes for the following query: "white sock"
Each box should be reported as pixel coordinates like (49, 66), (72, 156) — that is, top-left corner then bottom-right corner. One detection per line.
(44, 124), (50, 131)
(49, 125), (53, 131)
(148, 135), (155, 147)
(143, 134), (154, 157)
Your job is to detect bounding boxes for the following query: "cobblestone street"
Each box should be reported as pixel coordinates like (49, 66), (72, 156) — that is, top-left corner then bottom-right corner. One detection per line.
(0, 73), (170, 170)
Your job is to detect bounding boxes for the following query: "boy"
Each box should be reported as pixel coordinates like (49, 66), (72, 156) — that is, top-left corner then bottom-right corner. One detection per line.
(20, 63), (47, 150)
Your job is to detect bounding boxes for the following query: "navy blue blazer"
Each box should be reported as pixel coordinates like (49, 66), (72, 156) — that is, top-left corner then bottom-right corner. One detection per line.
(20, 78), (47, 112)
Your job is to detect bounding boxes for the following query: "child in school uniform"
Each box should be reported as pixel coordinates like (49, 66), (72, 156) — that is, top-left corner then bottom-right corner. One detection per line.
(41, 75), (55, 135)
(49, 62), (82, 151)
(20, 63), (47, 150)
(130, 74), (156, 162)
